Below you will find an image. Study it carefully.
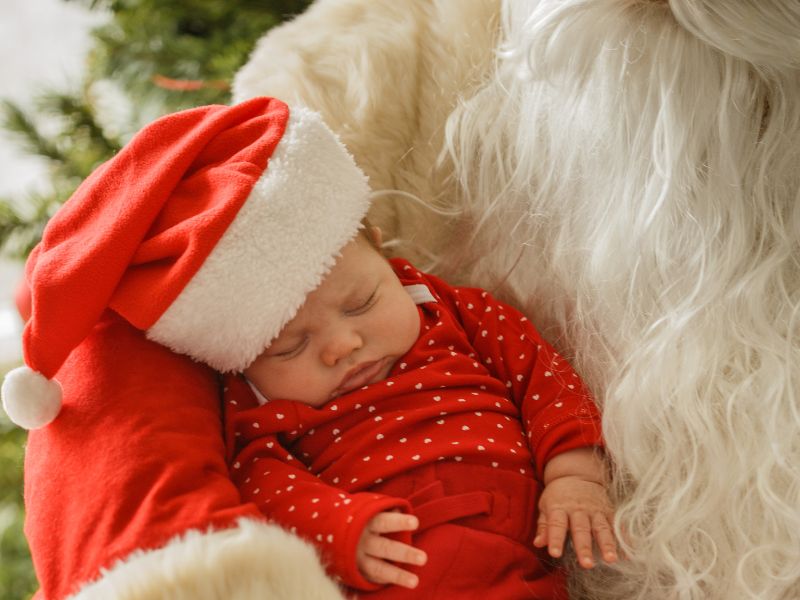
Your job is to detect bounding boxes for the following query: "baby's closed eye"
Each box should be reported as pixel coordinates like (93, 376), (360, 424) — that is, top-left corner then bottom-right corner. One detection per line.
(345, 287), (378, 315)
(270, 337), (309, 359)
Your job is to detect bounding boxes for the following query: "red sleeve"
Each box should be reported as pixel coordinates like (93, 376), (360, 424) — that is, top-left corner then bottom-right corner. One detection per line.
(226, 386), (411, 591)
(424, 274), (603, 480)
(24, 313), (269, 600)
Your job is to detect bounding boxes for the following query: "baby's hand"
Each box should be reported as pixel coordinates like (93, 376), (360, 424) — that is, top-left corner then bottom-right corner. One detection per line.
(534, 475), (618, 569)
(357, 512), (427, 589)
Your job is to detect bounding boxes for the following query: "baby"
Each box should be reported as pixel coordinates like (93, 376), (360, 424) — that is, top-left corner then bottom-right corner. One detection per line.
(225, 226), (618, 597)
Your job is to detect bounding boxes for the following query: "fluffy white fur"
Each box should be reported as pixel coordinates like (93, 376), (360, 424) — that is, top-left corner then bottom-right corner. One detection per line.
(445, 1), (800, 598)
(70, 518), (347, 600)
(234, 0), (800, 598)
(233, 0), (501, 267)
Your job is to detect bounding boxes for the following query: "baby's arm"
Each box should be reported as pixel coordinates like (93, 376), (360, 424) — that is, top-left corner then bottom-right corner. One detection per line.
(534, 447), (618, 568)
(232, 438), (417, 591)
(224, 377), (422, 590)
(431, 281), (616, 565)
(357, 512), (427, 589)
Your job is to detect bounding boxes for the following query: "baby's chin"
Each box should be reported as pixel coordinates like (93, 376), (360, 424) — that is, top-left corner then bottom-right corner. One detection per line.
(305, 393), (337, 408)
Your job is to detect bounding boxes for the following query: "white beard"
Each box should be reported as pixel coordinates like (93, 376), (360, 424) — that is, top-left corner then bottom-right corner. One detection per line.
(232, 0), (800, 597)
(444, 1), (800, 598)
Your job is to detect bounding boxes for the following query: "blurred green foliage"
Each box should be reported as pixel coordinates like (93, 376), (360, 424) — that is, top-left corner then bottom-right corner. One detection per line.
(0, 0), (312, 259)
(85, 0), (310, 110)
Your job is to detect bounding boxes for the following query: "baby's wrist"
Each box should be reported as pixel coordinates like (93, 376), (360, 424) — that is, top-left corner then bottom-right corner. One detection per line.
(543, 447), (607, 486)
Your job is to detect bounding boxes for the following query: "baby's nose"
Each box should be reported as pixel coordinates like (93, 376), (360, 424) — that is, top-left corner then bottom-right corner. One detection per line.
(321, 330), (363, 366)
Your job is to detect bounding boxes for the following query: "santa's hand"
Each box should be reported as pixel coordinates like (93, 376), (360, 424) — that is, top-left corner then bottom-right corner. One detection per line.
(533, 476), (618, 569)
(357, 512), (427, 589)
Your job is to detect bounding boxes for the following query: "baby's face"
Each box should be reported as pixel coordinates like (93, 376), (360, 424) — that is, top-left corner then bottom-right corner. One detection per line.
(244, 234), (420, 406)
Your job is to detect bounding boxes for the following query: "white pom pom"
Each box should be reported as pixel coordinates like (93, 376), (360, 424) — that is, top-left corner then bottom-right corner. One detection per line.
(1, 366), (62, 429)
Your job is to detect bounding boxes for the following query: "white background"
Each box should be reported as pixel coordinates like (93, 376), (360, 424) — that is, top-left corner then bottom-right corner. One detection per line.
(0, 0), (105, 366)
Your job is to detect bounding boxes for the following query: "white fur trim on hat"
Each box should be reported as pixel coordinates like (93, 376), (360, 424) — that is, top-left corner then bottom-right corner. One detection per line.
(146, 107), (370, 372)
(1, 365), (62, 429)
(69, 518), (346, 600)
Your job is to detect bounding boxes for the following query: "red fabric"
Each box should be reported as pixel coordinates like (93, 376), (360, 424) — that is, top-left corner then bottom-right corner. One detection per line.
(225, 374), (411, 591)
(225, 259), (602, 592)
(24, 313), (264, 600)
(14, 275), (31, 322)
(22, 97), (289, 379)
(365, 463), (569, 599)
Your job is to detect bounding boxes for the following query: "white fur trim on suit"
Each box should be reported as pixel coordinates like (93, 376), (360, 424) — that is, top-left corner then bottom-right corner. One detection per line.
(69, 519), (347, 600)
(147, 106), (370, 373)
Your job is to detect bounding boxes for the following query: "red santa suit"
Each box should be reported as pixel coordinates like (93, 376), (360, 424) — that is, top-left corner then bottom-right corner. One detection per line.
(10, 98), (372, 600)
(225, 258), (603, 598)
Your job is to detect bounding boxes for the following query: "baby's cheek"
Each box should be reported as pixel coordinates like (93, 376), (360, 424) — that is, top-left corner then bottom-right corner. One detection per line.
(250, 361), (296, 399)
(402, 299), (422, 345)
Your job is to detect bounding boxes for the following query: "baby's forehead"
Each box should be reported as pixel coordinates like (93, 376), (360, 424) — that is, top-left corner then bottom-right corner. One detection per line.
(312, 238), (383, 291)
(278, 275), (368, 333)
(278, 237), (391, 331)
(305, 276), (365, 308)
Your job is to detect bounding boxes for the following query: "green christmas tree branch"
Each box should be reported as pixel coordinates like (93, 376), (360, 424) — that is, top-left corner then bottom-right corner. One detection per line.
(0, 0), (311, 259)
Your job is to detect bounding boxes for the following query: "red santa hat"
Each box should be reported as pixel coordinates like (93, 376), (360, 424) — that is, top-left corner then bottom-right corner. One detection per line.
(1, 96), (370, 429)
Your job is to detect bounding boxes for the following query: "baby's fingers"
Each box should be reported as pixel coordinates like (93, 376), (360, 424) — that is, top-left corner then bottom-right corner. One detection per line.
(358, 512), (427, 587)
(363, 532), (427, 568)
(568, 511), (595, 568)
(533, 512), (549, 548)
(592, 512), (618, 564)
(361, 554), (420, 590)
(369, 511), (420, 534)
(534, 508), (568, 558)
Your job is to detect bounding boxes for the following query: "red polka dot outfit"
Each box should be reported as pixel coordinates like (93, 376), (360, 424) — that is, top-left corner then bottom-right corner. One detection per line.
(225, 259), (602, 598)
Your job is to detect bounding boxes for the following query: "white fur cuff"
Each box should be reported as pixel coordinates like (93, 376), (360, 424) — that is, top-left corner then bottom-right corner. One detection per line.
(69, 519), (347, 600)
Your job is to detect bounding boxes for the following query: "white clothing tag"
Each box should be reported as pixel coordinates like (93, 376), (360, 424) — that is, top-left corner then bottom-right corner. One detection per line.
(404, 284), (437, 305)
(245, 378), (270, 406)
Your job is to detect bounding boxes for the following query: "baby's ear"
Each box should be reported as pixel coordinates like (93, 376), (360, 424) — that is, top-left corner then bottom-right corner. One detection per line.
(368, 225), (383, 247)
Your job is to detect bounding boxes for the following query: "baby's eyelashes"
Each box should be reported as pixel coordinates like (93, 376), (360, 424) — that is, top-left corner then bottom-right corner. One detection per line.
(270, 337), (309, 359)
(345, 288), (378, 316)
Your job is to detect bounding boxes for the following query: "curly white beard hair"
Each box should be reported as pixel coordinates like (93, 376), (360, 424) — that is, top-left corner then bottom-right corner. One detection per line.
(233, 0), (800, 598)
(444, 1), (800, 598)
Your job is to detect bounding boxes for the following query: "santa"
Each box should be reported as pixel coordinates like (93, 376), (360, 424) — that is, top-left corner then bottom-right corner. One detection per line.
(235, 3), (800, 596)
